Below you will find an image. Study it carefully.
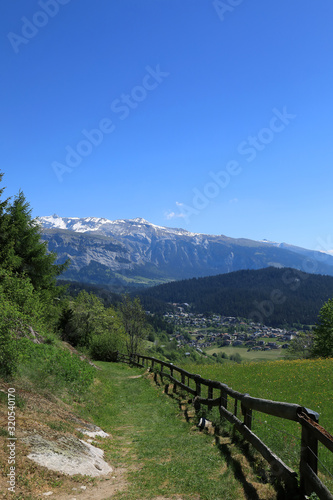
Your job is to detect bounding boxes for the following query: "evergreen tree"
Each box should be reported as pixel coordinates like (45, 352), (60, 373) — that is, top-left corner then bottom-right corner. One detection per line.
(5, 190), (69, 291)
(0, 171), (15, 268)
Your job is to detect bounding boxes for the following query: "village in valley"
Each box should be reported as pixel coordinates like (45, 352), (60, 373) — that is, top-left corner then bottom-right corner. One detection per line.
(161, 303), (299, 357)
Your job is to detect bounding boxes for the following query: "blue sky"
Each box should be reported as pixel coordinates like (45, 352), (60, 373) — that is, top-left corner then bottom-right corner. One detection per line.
(1, 1), (333, 251)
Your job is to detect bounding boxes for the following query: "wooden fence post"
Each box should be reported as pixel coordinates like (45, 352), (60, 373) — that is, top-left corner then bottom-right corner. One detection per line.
(208, 386), (213, 411)
(194, 375), (201, 411)
(220, 389), (228, 411)
(170, 364), (176, 393)
(160, 363), (164, 384)
(300, 409), (319, 497)
(241, 395), (252, 430)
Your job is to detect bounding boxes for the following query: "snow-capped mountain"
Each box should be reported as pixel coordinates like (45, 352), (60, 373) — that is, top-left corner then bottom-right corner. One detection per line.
(39, 215), (333, 287)
(39, 215), (198, 237)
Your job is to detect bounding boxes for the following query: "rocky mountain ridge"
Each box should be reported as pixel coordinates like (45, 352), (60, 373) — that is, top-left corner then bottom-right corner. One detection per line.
(39, 215), (333, 287)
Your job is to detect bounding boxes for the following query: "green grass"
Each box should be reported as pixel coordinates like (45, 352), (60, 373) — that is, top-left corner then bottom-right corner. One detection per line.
(76, 362), (276, 500)
(205, 345), (285, 362)
(0, 427), (10, 437)
(16, 339), (95, 399)
(45, 420), (75, 433)
(182, 358), (333, 493)
(113, 273), (172, 286)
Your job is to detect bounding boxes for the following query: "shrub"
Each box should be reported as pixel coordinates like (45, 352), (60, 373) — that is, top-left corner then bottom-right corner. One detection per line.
(229, 353), (242, 363)
(0, 269), (51, 378)
(89, 332), (122, 362)
(59, 292), (126, 350)
(0, 323), (18, 378)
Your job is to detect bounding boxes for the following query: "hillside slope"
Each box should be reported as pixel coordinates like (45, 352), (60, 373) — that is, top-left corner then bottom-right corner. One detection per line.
(139, 267), (333, 326)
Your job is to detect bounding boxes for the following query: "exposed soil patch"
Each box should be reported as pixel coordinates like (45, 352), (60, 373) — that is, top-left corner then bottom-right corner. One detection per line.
(50, 468), (128, 500)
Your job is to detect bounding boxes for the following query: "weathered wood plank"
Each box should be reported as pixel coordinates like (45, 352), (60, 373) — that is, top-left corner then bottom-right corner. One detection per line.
(300, 462), (333, 500)
(161, 372), (196, 396)
(241, 395), (300, 421)
(193, 395), (221, 407)
(298, 410), (333, 454)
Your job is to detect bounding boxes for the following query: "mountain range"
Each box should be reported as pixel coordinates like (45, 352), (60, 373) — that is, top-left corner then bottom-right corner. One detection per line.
(39, 215), (333, 287)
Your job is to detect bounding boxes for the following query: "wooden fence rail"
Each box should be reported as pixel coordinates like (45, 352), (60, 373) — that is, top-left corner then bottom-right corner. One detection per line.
(114, 352), (333, 499)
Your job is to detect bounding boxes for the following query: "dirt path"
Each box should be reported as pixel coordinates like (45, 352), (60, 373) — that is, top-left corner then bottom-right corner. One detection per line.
(50, 468), (127, 500)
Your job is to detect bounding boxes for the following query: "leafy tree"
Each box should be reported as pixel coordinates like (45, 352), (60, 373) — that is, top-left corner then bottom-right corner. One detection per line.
(120, 295), (147, 356)
(183, 331), (192, 342)
(59, 291), (126, 356)
(311, 298), (333, 358)
(147, 329), (155, 342)
(285, 332), (313, 359)
(229, 353), (242, 363)
(59, 291), (105, 347)
(0, 268), (46, 324)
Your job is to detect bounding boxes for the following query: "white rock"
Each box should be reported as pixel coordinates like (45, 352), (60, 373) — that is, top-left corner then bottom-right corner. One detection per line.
(24, 435), (112, 477)
(77, 427), (109, 438)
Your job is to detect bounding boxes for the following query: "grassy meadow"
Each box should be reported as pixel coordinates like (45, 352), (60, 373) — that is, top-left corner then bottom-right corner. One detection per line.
(182, 357), (333, 493)
(205, 345), (285, 362)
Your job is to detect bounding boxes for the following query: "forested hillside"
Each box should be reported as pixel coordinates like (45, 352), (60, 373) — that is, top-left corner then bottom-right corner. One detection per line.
(139, 267), (333, 327)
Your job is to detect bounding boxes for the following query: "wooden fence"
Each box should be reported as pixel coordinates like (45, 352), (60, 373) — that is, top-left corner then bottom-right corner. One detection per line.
(115, 352), (333, 500)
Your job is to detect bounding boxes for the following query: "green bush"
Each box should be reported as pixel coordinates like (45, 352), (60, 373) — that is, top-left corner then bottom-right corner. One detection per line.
(229, 353), (242, 363)
(0, 269), (47, 329)
(0, 323), (18, 378)
(59, 292), (126, 350)
(89, 332), (121, 362)
(0, 269), (52, 378)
